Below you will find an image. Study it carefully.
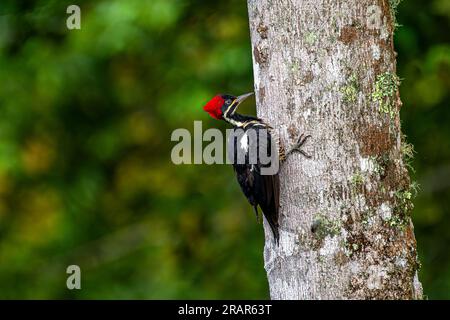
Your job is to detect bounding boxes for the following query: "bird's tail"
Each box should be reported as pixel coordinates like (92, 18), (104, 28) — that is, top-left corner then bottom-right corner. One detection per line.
(267, 217), (280, 245)
(260, 209), (279, 245)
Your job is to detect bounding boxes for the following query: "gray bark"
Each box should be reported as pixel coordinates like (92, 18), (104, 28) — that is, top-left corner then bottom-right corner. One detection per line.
(247, 0), (423, 299)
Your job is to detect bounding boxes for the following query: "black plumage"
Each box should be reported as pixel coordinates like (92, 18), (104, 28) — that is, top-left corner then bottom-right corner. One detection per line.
(226, 116), (280, 244)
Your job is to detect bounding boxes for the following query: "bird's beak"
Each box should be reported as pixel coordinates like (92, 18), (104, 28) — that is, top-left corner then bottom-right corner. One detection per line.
(235, 92), (254, 105)
(229, 92), (254, 115)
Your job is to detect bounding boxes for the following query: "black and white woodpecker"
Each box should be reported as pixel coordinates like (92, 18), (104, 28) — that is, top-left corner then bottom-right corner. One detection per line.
(203, 92), (310, 244)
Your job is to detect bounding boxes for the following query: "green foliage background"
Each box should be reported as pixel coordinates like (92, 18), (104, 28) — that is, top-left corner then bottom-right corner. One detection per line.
(0, 0), (448, 299)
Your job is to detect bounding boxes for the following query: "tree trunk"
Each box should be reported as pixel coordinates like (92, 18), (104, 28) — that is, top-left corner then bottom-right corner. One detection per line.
(247, 0), (423, 299)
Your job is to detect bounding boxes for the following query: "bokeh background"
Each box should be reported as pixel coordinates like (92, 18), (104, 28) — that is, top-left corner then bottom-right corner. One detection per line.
(0, 0), (448, 299)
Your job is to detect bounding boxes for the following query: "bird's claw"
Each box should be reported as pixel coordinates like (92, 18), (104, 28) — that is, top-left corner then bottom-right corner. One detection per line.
(287, 133), (312, 158)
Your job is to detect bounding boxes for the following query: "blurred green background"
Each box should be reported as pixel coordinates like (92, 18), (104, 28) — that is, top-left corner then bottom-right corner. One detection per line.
(0, 0), (448, 299)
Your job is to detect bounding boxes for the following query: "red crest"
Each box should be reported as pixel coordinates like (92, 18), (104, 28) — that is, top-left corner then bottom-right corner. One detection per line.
(203, 95), (225, 120)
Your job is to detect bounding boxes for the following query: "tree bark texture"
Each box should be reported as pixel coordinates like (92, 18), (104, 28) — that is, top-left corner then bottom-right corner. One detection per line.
(247, 0), (423, 299)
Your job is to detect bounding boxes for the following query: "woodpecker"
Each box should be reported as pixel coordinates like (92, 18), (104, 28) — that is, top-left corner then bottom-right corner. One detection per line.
(203, 92), (310, 244)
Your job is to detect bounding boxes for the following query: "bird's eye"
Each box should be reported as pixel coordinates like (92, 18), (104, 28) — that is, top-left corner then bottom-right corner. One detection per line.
(226, 99), (232, 105)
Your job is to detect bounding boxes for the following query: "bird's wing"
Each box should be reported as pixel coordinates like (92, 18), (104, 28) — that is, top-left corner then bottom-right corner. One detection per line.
(250, 125), (280, 243)
(227, 124), (280, 243)
(254, 170), (280, 243)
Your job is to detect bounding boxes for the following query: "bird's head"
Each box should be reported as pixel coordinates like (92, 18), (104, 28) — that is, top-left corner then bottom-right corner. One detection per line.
(203, 92), (253, 121)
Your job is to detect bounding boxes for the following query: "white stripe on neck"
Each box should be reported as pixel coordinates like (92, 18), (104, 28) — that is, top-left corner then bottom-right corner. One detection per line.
(223, 114), (244, 127)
